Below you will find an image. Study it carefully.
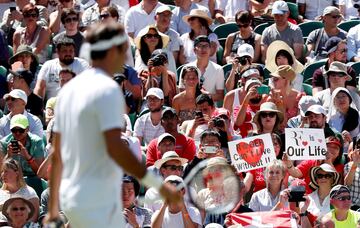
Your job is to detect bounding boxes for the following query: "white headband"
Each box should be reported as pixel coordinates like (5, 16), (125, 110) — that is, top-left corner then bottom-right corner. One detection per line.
(242, 68), (260, 78)
(90, 34), (128, 51)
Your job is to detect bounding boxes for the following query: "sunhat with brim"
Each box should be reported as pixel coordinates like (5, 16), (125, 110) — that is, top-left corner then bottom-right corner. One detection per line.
(253, 102), (284, 127)
(182, 9), (212, 26)
(265, 40), (304, 74)
(154, 151), (188, 169)
(270, 65), (296, 82)
(326, 61), (351, 81)
(309, 163), (340, 190)
(2, 197), (35, 222)
(134, 25), (169, 50)
(9, 45), (38, 65)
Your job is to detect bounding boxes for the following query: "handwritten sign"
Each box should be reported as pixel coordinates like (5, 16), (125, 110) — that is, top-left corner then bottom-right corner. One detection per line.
(285, 128), (326, 161)
(228, 134), (276, 172)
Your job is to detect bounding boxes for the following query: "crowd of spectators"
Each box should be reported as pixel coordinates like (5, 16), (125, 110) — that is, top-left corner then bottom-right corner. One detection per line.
(1, 0), (360, 227)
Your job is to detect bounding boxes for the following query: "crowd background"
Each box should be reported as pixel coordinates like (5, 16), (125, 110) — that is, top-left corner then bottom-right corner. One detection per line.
(1, 0), (360, 227)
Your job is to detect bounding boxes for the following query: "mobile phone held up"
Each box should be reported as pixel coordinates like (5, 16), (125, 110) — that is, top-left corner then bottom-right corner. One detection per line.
(10, 140), (19, 153)
(195, 110), (203, 118)
(257, 85), (270, 95)
(203, 146), (218, 154)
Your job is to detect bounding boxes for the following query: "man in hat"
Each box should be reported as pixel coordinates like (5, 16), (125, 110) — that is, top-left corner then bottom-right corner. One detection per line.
(327, 185), (360, 227)
(34, 37), (90, 101)
(306, 7), (346, 59)
(233, 78), (263, 138)
(10, 70), (43, 119)
(312, 37), (357, 95)
(147, 108), (196, 167)
(287, 95), (319, 128)
(151, 175), (202, 228)
(261, 0), (304, 62)
(134, 88), (165, 146)
(314, 61), (360, 111)
(0, 114), (45, 177)
(170, 0), (209, 35)
(155, 5), (181, 73)
(47, 22), (179, 227)
(298, 0), (337, 20)
(179, 35), (224, 102)
(144, 151), (188, 212)
(0, 89), (43, 138)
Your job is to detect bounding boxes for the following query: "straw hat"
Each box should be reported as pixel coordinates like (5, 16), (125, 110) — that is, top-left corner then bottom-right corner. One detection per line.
(182, 9), (212, 26)
(2, 197), (35, 222)
(309, 163), (340, 190)
(271, 65), (296, 82)
(134, 25), (169, 50)
(253, 102), (284, 126)
(154, 151), (188, 169)
(265, 41), (304, 74)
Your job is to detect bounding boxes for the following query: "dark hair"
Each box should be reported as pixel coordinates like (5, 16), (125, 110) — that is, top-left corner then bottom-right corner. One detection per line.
(272, 133), (283, 159)
(101, 6), (119, 20)
(326, 135), (344, 166)
(200, 129), (221, 144)
(196, 94), (214, 107)
(86, 22), (127, 60)
(56, 37), (76, 50)
(256, 113), (281, 134)
(276, 50), (294, 66)
(60, 8), (79, 24)
(15, 70), (34, 87)
(235, 10), (253, 24)
(343, 107), (359, 133)
(122, 175), (140, 196)
(140, 28), (163, 66)
(59, 68), (76, 78)
(189, 17), (212, 40)
(22, 3), (39, 16)
(181, 66), (202, 98)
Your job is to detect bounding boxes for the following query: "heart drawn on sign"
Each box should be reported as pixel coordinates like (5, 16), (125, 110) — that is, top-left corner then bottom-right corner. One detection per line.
(236, 138), (265, 166)
(302, 141), (308, 146)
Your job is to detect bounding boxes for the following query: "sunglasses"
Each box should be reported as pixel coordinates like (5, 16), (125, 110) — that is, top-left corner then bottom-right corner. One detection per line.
(144, 34), (160, 39)
(23, 12), (38, 18)
(188, 17), (198, 21)
(11, 128), (26, 134)
(64, 17), (78, 23)
(162, 165), (183, 172)
(335, 195), (351, 201)
(99, 13), (110, 19)
(316, 173), (333, 179)
(260, 112), (276, 118)
(11, 207), (26, 212)
(330, 15), (341, 19)
(5, 97), (17, 102)
(237, 23), (250, 28)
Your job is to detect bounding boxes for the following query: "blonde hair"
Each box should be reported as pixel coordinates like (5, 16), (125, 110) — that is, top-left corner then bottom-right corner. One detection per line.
(1, 159), (27, 190)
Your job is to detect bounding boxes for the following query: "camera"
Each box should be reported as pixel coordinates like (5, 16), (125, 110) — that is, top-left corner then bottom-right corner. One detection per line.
(113, 73), (127, 85)
(150, 54), (167, 67)
(235, 56), (250, 66)
(288, 185), (306, 202)
(10, 140), (19, 152)
(353, 0), (360, 8)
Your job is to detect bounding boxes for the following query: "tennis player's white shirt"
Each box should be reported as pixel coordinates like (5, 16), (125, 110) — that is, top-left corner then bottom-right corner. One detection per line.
(54, 68), (126, 228)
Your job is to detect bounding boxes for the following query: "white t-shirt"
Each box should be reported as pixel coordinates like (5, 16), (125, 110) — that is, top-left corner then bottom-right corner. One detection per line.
(54, 68), (126, 226)
(296, 0), (335, 20)
(339, 0), (359, 20)
(37, 58), (90, 100)
(151, 205), (202, 228)
(180, 33), (219, 63)
(215, 0), (248, 21)
(179, 60), (225, 94)
(307, 190), (331, 217)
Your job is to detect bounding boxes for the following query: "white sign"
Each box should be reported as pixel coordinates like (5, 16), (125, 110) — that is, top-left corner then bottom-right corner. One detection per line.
(285, 128), (327, 161)
(228, 133), (277, 172)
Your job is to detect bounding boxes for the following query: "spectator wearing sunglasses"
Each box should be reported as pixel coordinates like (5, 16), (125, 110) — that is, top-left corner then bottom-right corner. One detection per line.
(327, 185), (360, 227)
(53, 8), (84, 57)
(144, 151), (188, 212)
(2, 197), (39, 227)
(0, 89), (43, 138)
(48, 0), (77, 34)
(0, 114), (45, 179)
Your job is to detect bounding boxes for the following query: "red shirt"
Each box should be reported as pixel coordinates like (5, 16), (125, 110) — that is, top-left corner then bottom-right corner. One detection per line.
(233, 104), (260, 138)
(146, 133), (196, 167)
(249, 167), (266, 193)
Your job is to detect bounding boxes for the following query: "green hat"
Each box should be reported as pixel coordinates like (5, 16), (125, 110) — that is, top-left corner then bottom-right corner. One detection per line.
(10, 114), (29, 129)
(8, 45), (38, 66)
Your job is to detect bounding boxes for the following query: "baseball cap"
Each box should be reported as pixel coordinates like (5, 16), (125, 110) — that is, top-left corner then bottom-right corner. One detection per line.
(10, 114), (29, 129)
(237, 43), (254, 58)
(326, 136), (342, 147)
(305, 104), (327, 116)
(272, 0), (289, 15)
(324, 37), (344, 55)
(194, 35), (210, 48)
(4, 89), (27, 104)
(154, 151), (188, 169)
(156, 5), (172, 14)
(322, 6), (341, 16)
(244, 78), (262, 91)
(298, 96), (319, 117)
(145, 88), (164, 100)
(157, 133), (175, 147)
(330, 185), (350, 199)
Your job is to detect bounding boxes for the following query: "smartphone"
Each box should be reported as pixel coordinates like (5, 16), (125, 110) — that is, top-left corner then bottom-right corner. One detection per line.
(195, 111), (203, 118)
(9, 7), (16, 12)
(10, 140), (19, 152)
(257, 85), (270, 95)
(203, 146), (218, 154)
